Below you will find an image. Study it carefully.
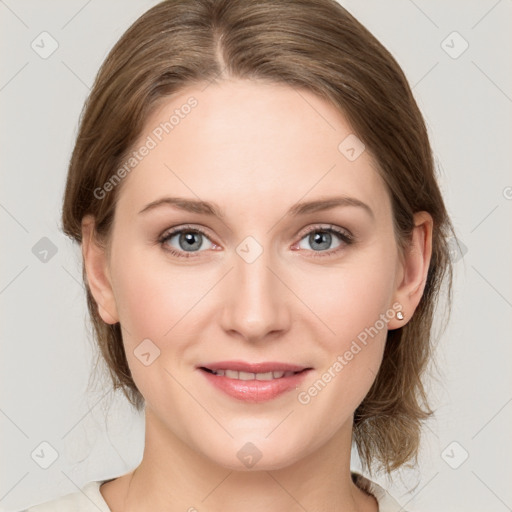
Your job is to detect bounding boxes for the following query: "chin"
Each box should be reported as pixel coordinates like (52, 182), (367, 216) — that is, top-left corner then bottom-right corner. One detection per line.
(198, 434), (308, 472)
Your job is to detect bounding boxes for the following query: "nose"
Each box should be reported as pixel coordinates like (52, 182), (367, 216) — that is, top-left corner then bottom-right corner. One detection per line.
(220, 243), (291, 343)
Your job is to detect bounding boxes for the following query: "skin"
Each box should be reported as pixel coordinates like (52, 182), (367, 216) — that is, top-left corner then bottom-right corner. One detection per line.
(82, 79), (433, 512)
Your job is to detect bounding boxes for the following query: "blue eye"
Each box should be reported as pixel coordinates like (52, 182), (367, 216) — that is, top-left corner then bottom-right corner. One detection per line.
(295, 225), (354, 258)
(159, 225), (214, 258)
(158, 224), (354, 259)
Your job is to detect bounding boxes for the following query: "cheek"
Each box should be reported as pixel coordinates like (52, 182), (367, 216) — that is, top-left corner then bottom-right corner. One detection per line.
(304, 257), (395, 345)
(295, 284), (390, 417)
(299, 253), (395, 400)
(109, 249), (207, 397)
(111, 246), (208, 338)
(109, 246), (221, 397)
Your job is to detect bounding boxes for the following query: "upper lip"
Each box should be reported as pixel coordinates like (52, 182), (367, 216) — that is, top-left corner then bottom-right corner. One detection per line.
(199, 361), (310, 373)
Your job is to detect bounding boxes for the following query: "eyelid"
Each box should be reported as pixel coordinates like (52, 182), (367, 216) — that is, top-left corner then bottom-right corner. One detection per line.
(159, 223), (212, 240)
(295, 223), (353, 242)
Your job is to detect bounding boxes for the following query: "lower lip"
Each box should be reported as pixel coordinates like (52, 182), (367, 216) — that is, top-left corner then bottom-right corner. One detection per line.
(199, 369), (311, 402)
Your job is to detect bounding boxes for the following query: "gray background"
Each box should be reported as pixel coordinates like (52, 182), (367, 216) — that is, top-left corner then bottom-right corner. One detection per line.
(1, 1), (511, 511)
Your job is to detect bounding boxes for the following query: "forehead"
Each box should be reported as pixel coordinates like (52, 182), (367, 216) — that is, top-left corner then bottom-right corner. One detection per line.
(115, 79), (391, 221)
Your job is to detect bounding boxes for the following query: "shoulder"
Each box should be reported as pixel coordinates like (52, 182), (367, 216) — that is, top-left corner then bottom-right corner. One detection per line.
(21, 481), (111, 512)
(352, 472), (406, 512)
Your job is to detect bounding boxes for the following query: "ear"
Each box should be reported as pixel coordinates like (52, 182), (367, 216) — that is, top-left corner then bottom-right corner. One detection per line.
(81, 215), (119, 324)
(388, 211), (433, 329)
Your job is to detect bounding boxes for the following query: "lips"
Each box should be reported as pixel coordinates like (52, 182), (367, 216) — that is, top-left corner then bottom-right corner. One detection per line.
(197, 360), (312, 402)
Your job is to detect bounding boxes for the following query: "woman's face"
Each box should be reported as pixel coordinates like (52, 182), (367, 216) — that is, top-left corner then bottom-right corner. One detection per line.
(89, 79), (416, 470)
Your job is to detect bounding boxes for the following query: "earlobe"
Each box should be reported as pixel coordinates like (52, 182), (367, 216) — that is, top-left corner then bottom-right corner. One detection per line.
(81, 215), (119, 325)
(389, 211), (433, 329)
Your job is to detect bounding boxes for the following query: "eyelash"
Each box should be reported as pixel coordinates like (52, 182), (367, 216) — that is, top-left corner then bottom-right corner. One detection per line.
(157, 223), (355, 259)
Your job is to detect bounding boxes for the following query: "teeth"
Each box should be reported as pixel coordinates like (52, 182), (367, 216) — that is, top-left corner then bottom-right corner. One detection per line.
(256, 372), (274, 381)
(210, 369), (298, 380)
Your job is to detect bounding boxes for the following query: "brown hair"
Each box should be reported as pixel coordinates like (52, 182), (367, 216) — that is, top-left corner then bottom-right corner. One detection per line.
(61, 0), (455, 475)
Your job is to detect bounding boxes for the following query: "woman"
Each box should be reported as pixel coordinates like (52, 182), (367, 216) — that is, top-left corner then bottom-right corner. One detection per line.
(25, 0), (454, 510)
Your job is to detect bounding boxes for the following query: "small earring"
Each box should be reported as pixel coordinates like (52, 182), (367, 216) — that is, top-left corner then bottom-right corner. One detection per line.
(396, 311), (404, 320)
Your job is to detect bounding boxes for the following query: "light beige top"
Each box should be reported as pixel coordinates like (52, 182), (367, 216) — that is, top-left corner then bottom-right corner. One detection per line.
(23, 472), (406, 511)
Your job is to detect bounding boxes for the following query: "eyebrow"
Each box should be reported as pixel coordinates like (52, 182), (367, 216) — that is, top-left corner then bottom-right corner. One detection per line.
(138, 195), (374, 220)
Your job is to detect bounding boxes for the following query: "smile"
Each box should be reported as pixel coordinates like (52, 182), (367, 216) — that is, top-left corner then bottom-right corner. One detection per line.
(197, 362), (312, 402)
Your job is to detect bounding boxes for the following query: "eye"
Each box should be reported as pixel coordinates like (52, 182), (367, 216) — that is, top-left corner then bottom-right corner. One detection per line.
(158, 225), (216, 258)
(158, 223), (354, 259)
(294, 224), (354, 258)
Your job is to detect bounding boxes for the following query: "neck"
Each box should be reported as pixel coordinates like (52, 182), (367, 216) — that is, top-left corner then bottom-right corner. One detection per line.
(107, 406), (377, 512)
